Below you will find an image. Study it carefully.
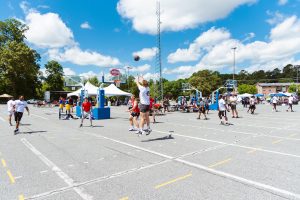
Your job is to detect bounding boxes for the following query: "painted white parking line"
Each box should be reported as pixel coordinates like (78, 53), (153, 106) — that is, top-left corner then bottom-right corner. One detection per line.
(31, 114), (48, 120)
(81, 131), (300, 200)
(24, 160), (170, 200)
(167, 122), (300, 141)
(21, 138), (93, 200)
(14, 176), (23, 180)
(154, 130), (300, 159)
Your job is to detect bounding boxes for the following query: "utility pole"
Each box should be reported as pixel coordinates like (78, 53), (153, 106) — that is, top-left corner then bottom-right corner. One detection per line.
(232, 47), (237, 81)
(156, 1), (163, 101)
(294, 65), (300, 93)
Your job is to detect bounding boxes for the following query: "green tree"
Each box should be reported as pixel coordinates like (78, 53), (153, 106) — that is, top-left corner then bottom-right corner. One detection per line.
(288, 83), (300, 94)
(87, 76), (100, 87)
(188, 70), (221, 97)
(44, 60), (64, 91)
(238, 84), (257, 94)
(0, 19), (41, 98)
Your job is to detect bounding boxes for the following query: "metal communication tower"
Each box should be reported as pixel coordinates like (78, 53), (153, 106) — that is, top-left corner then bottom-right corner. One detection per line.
(155, 1), (163, 100)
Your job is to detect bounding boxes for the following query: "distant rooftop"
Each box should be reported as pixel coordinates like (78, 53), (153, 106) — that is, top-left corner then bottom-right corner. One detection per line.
(257, 83), (300, 87)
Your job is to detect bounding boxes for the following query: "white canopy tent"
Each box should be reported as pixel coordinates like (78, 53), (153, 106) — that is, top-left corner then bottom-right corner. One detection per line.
(104, 84), (131, 97)
(67, 82), (98, 97)
(239, 93), (253, 98)
(67, 82), (131, 97)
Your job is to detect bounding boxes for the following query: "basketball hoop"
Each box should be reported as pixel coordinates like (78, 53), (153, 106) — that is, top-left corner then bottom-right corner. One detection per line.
(115, 80), (121, 87)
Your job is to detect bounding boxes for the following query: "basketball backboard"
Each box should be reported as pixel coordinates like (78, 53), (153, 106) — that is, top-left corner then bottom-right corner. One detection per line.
(101, 69), (127, 84)
(64, 75), (83, 87)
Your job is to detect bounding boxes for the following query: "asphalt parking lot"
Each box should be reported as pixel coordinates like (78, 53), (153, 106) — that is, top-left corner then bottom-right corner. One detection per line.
(0, 104), (300, 200)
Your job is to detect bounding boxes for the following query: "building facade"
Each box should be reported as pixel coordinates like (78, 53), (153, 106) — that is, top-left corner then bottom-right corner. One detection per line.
(256, 83), (300, 96)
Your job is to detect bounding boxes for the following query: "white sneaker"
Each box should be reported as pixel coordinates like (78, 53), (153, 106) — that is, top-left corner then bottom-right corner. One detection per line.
(146, 128), (152, 136)
(129, 127), (135, 131)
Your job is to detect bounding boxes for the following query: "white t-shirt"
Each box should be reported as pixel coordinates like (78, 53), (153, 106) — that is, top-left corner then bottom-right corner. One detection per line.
(288, 96), (293, 104)
(250, 98), (255, 105)
(272, 96), (278, 104)
(14, 100), (28, 113)
(138, 85), (150, 105)
(218, 99), (226, 111)
(230, 96), (237, 105)
(7, 100), (15, 112)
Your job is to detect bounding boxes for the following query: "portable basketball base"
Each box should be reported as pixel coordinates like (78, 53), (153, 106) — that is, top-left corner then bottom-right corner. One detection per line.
(76, 88), (110, 120)
(209, 86), (235, 110)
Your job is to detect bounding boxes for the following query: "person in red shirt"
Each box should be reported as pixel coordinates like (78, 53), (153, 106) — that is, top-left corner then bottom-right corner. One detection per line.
(80, 97), (93, 127)
(149, 97), (156, 123)
(128, 95), (140, 131)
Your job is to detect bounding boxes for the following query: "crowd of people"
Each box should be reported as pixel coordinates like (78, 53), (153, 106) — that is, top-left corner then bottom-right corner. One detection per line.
(6, 79), (299, 134)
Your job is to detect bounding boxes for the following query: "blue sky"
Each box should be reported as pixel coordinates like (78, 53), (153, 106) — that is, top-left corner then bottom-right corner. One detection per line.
(1, 0), (300, 80)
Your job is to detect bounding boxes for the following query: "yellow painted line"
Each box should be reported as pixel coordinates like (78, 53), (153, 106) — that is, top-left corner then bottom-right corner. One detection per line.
(7, 170), (15, 184)
(119, 197), (128, 200)
(155, 173), (192, 189)
(19, 195), (25, 200)
(1, 159), (7, 167)
(272, 139), (283, 144)
(247, 147), (262, 154)
(209, 158), (232, 168)
(289, 133), (297, 137)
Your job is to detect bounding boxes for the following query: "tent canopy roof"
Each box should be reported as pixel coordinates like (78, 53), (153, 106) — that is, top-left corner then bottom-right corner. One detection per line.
(67, 82), (131, 97)
(0, 93), (13, 98)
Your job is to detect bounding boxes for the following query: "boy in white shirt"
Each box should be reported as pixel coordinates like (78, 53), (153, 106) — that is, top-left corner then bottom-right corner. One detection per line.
(13, 96), (30, 134)
(7, 97), (15, 126)
(218, 95), (229, 125)
(271, 96), (278, 112)
(286, 95), (294, 112)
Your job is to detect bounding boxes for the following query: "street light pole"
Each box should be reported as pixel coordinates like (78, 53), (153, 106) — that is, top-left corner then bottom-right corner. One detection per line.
(294, 65), (300, 93)
(232, 47), (237, 81)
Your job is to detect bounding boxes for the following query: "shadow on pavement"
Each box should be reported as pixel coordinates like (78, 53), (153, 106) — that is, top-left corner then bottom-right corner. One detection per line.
(19, 131), (47, 134)
(141, 135), (174, 142)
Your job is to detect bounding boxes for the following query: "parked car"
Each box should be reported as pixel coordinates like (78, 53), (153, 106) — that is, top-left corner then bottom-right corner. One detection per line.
(27, 99), (38, 104)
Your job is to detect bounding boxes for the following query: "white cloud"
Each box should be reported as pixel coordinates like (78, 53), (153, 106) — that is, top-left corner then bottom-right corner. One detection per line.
(48, 47), (121, 67)
(142, 72), (159, 81)
(266, 11), (285, 25)
(80, 22), (92, 29)
(24, 11), (75, 48)
(242, 32), (255, 42)
(63, 68), (76, 76)
(117, 0), (256, 34)
(166, 15), (300, 77)
(126, 64), (151, 73)
(168, 27), (231, 63)
(20, 1), (30, 13)
(278, 0), (288, 5)
(79, 71), (99, 79)
(39, 67), (76, 77)
(21, 4), (121, 68)
(39, 68), (46, 77)
(132, 47), (157, 61)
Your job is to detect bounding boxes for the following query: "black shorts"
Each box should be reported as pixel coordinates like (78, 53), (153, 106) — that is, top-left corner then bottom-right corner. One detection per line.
(14, 112), (23, 122)
(231, 104), (236, 110)
(218, 110), (226, 119)
(273, 103), (277, 107)
(140, 104), (150, 113)
(131, 112), (140, 117)
(250, 105), (256, 109)
(199, 107), (206, 113)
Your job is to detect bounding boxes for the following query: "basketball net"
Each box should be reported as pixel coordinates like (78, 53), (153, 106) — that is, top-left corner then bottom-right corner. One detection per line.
(114, 80), (121, 87)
